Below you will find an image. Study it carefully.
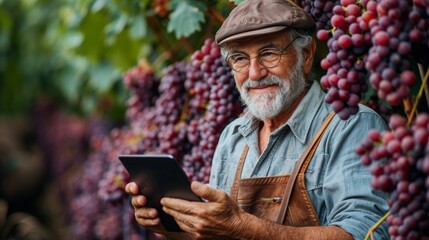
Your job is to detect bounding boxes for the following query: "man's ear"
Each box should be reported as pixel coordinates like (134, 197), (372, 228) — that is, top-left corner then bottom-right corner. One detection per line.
(303, 39), (316, 74)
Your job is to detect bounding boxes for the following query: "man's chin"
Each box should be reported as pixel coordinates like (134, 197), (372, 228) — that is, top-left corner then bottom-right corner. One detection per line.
(245, 93), (277, 103)
(247, 110), (278, 121)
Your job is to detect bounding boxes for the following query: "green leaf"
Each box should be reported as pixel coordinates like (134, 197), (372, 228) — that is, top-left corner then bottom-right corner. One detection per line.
(105, 13), (128, 45)
(58, 67), (84, 103)
(91, 0), (109, 13)
(0, 7), (12, 48)
(167, 1), (205, 38)
(81, 94), (97, 114)
(88, 62), (121, 93)
(75, 11), (106, 62)
(129, 15), (147, 39)
(62, 31), (84, 49)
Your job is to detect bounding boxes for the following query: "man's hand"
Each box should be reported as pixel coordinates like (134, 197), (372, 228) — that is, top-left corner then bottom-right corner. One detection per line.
(125, 182), (169, 235)
(161, 181), (246, 240)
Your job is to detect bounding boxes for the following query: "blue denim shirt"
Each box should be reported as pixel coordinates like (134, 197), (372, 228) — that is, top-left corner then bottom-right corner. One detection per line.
(209, 82), (390, 240)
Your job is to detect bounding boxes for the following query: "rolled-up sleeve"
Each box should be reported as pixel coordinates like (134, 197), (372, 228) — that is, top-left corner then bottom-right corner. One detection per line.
(323, 110), (390, 239)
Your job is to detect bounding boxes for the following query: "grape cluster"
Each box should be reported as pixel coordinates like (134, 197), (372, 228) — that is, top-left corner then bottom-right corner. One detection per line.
(409, 0), (429, 64)
(154, 61), (190, 160)
(123, 61), (160, 119)
(362, 0), (418, 107)
(356, 114), (429, 239)
(94, 207), (122, 240)
(300, 0), (339, 32)
(182, 39), (243, 182)
(319, 0), (370, 119)
(185, 48), (210, 118)
(69, 133), (110, 239)
(303, 0), (429, 119)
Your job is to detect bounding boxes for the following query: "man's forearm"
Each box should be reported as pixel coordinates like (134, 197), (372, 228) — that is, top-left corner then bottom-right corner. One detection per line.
(231, 213), (354, 240)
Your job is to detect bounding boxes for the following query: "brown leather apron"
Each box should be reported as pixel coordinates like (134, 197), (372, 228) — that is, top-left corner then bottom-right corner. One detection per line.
(230, 112), (335, 226)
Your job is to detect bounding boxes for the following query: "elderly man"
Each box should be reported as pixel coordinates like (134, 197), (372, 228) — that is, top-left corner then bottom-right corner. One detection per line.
(125, 0), (390, 239)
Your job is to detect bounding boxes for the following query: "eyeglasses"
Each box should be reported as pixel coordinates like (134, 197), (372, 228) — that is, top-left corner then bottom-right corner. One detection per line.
(225, 37), (297, 73)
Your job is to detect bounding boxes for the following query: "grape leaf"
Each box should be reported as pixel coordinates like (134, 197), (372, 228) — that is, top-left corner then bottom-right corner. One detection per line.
(58, 65), (85, 103)
(91, 0), (108, 13)
(129, 15), (147, 39)
(167, 1), (205, 38)
(88, 63), (120, 93)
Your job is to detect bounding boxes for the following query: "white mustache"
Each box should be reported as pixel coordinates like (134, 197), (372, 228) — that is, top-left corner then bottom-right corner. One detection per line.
(242, 76), (283, 91)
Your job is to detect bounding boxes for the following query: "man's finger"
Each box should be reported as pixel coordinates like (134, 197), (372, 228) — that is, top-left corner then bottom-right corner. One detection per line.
(191, 181), (227, 202)
(135, 207), (159, 219)
(131, 195), (147, 208)
(125, 182), (139, 194)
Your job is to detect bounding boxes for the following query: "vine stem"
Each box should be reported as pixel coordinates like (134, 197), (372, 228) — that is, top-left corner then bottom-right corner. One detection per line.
(207, 7), (225, 23)
(403, 95), (413, 122)
(418, 64), (429, 107)
(179, 37), (195, 55)
(406, 66), (429, 126)
(364, 211), (391, 240)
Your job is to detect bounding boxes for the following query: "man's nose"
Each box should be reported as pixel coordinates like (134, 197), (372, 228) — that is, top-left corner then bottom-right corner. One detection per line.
(248, 58), (268, 81)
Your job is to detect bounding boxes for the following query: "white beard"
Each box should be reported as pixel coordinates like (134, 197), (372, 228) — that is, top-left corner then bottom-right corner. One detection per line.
(238, 54), (307, 121)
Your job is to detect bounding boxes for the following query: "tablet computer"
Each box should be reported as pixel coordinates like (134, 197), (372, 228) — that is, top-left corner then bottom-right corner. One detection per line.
(119, 154), (203, 232)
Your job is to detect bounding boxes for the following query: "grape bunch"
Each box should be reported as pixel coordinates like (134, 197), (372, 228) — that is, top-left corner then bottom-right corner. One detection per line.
(182, 39), (243, 182)
(362, 0), (418, 107)
(356, 114), (429, 239)
(123, 62), (162, 154)
(303, 0), (429, 120)
(123, 60), (160, 119)
(185, 48), (211, 119)
(319, 0), (370, 119)
(300, 0), (339, 33)
(69, 131), (111, 239)
(154, 61), (191, 160)
(409, 0), (429, 64)
(94, 207), (123, 240)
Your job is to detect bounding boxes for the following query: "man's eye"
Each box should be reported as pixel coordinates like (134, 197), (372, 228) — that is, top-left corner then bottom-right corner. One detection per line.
(231, 55), (248, 63)
(259, 50), (277, 58)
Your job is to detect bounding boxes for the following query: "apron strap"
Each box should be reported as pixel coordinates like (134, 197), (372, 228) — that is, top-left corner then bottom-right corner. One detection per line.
(276, 111), (336, 224)
(230, 144), (249, 201)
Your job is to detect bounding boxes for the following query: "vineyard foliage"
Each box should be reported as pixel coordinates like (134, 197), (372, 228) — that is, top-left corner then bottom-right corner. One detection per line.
(0, 0), (237, 118)
(2, 0), (429, 239)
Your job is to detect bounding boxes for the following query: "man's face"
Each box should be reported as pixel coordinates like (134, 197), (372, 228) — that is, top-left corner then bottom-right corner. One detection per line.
(226, 31), (310, 121)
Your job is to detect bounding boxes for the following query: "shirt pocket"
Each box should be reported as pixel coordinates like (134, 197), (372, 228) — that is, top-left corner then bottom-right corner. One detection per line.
(304, 154), (328, 191)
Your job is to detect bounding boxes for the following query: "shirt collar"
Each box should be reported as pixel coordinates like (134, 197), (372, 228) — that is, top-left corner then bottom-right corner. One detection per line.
(286, 82), (324, 144)
(233, 81), (325, 144)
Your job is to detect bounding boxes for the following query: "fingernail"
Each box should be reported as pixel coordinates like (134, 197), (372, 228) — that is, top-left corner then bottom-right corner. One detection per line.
(193, 181), (201, 190)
